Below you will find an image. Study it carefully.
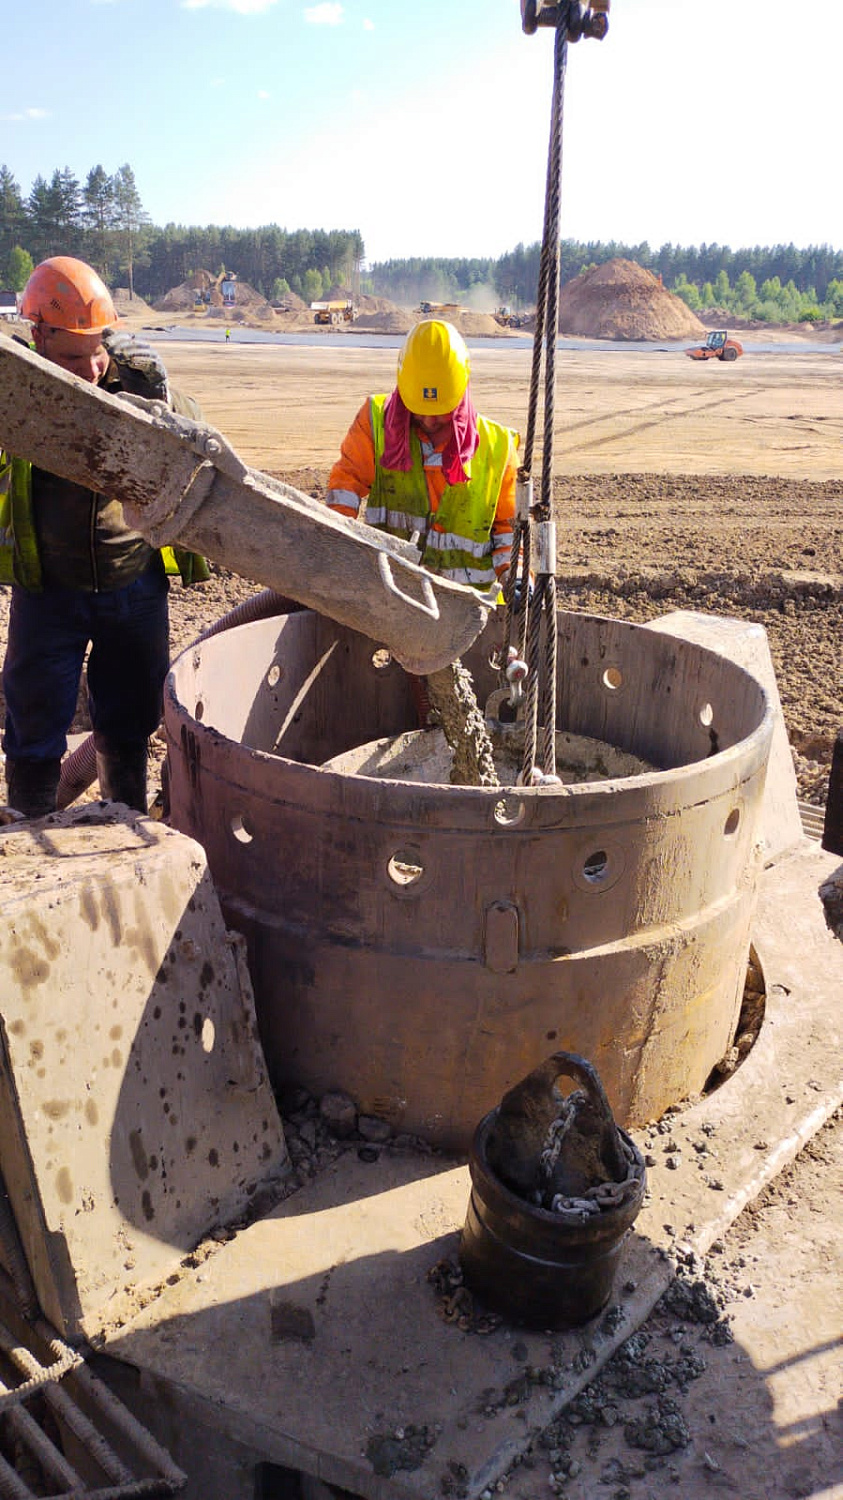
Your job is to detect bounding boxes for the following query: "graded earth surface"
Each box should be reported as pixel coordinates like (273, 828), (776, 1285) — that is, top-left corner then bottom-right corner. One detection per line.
(143, 336), (842, 807)
(0, 332), (840, 1500)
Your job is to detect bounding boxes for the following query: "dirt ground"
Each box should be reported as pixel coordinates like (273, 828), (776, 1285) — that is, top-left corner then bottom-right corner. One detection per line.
(145, 338), (842, 804)
(499, 1111), (843, 1500)
(0, 334), (840, 1499)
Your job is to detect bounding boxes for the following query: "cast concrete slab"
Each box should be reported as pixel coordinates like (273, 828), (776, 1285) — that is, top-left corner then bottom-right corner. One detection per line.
(105, 839), (842, 1500)
(0, 803), (289, 1342)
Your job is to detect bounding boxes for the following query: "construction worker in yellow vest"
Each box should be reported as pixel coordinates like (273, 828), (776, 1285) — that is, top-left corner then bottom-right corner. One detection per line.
(326, 320), (519, 593)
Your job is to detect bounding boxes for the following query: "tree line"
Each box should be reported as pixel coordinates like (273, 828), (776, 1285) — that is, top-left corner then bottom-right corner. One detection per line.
(1, 163), (150, 298)
(2, 161), (841, 321)
(0, 163), (365, 304)
(372, 242), (843, 322)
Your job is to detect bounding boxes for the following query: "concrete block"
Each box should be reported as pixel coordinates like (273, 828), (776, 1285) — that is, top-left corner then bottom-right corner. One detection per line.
(0, 804), (289, 1341)
(650, 609), (803, 860)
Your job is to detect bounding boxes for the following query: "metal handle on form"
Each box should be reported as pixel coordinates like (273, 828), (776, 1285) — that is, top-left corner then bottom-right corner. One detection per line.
(376, 551), (441, 621)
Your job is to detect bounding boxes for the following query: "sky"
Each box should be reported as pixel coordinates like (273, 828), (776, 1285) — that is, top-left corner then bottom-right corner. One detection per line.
(2, 0), (842, 266)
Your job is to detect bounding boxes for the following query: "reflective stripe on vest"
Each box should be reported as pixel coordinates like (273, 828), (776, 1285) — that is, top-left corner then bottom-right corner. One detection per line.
(368, 394), (513, 591)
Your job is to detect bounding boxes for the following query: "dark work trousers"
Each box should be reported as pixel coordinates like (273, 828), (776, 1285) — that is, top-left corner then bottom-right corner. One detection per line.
(2, 564), (170, 763)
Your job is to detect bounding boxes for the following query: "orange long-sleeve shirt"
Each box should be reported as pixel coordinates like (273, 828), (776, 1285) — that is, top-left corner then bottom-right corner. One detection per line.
(326, 398), (518, 580)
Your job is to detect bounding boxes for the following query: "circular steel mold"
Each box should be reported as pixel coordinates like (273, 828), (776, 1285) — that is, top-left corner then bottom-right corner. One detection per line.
(163, 608), (773, 1149)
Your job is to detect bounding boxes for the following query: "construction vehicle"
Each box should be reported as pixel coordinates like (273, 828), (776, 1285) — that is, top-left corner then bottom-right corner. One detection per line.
(311, 299), (358, 325)
(686, 329), (743, 362)
(494, 305), (529, 329)
(193, 268), (238, 309)
(419, 301), (461, 317)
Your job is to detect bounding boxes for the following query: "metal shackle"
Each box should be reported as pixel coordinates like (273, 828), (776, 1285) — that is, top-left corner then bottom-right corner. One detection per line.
(521, 0), (610, 40)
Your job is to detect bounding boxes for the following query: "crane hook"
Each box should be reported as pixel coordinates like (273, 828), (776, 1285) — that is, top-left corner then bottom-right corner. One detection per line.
(521, 0), (610, 41)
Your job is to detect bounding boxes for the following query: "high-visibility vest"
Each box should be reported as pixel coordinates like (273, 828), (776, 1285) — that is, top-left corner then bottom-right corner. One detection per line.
(0, 453), (39, 588)
(0, 455), (208, 589)
(367, 394), (514, 590)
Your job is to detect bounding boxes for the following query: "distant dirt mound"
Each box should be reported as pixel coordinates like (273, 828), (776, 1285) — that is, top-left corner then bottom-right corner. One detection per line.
(112, 288), (152, 314)
(273, 291), (307, 312)
(352, 296), (512, 337)
(358, 294), (401, 316)
(448, 309), (510, 338)
(559, 258), (705, 341)
(354, 294), (413, 333)
(154, 282), (195, 312)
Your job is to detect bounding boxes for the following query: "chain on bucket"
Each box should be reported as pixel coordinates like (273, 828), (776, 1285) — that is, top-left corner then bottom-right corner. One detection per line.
(458, 1048), (647, 1330)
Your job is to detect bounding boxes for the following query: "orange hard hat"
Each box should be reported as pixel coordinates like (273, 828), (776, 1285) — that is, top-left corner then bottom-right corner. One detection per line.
(20, 256), (118, 335)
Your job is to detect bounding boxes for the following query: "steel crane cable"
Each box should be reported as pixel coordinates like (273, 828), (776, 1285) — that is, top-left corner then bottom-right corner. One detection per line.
(505, 17), (569, 784)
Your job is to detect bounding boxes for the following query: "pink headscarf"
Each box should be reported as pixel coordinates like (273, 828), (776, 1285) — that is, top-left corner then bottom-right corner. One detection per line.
(381, 386), (480, 486)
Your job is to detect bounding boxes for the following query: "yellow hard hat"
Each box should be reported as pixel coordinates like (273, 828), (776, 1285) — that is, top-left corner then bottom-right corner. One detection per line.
(397, 319), (470, 416)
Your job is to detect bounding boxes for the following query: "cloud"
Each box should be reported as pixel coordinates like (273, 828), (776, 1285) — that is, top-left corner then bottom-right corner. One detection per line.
(363, 16), (374, 28)
(181, 0), (281, 12)
(257, 89), (271, 99)
(1, 107), (50, 122)
(304, 3), (343, 23)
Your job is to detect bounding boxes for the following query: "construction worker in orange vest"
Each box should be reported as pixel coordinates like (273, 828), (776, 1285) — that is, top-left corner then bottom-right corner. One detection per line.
(326, 320), (519, 594)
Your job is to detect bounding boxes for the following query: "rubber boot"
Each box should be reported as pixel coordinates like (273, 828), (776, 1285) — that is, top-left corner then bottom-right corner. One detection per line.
(5, 757), (62, 820)
(94, 737), (148, 814)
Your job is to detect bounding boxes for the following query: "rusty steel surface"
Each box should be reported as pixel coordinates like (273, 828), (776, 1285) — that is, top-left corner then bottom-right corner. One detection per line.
(163, 607), (774, 1149)
(0, 1268), (185, 1497)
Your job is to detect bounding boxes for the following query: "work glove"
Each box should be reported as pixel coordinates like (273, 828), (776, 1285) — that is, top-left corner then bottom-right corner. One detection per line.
(102, 329), (170, 403)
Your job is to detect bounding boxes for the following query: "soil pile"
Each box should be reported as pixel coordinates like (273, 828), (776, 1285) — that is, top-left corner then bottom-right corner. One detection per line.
(559, 259), (706, 341)
(353, 301), (512, 337)
(449, 308), (511, 337)
(353, 293), (413, 333)
(272, 290), (307, 312)
(112, 288), (152, 314)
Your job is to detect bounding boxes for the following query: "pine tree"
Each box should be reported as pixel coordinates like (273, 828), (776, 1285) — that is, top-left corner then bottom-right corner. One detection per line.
(0, 166), (26, 266)
(112, 164), (149, 299)
(83, 166), (118, 280)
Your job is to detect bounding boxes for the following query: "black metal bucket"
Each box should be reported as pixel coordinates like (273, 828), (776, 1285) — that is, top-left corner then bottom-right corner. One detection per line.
(459, 1053), (647, 1328)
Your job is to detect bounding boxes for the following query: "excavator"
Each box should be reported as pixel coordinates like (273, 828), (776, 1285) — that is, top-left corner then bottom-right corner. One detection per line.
(193, 268), (237, 309)
(686, 329), (743, 362)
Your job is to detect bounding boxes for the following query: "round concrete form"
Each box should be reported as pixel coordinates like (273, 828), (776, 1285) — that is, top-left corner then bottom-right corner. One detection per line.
(163, 608), (774, 1149)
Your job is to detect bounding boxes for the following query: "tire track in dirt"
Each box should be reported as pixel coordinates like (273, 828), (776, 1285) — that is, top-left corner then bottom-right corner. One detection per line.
(558, 383), (770, 457)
